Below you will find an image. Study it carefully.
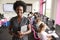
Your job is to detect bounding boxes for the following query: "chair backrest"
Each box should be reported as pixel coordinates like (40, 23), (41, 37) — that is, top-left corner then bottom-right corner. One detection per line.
(31, 25), (40, 40)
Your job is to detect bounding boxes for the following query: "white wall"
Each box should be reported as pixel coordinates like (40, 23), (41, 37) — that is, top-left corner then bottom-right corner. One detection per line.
(32, 1), (39, 13)
(0, 0), (17, 21)
(22, 0), (37, 3)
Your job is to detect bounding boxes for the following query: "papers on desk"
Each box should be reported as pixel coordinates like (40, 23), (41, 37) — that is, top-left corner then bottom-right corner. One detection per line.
(21, 25), (27, 32)
(48, 31), (59, 38)
(51, 32), (59, 38)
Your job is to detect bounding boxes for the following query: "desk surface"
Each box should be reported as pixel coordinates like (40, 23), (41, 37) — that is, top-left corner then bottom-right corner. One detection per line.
(48, 31), (59, 38)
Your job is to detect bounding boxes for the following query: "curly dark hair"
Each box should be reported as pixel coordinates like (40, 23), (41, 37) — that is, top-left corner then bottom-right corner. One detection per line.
(13, 1), (26, 12)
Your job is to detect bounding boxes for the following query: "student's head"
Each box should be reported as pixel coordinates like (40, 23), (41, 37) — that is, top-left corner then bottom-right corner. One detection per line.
(36, 17), (41, 23)
(28, 14), (32, 18)
(34, 12), (39, 17)
(30, 12), (32, 14)
(38, 23), (46, 33)
(13, 1), (26, 17)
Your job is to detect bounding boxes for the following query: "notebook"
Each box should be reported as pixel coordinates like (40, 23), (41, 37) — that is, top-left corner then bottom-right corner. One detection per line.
(21, 25), (27, 32)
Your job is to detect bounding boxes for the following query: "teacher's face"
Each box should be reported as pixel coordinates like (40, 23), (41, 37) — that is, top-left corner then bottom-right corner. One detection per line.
(16, 6), (23, 17)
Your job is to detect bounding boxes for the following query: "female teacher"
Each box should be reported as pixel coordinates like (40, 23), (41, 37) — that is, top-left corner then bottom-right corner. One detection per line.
(9, 1), (31, 40)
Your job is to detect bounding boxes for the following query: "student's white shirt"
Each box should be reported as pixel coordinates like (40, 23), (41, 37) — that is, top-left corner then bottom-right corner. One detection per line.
(38, 31), (48, 40)
(30, 16), (34, 24)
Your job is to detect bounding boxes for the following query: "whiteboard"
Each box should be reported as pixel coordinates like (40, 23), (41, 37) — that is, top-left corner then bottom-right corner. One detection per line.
(3, 4), (14, 12)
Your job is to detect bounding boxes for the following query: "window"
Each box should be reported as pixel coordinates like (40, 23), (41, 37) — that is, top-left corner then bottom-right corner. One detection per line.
(43, 0), (52, 18)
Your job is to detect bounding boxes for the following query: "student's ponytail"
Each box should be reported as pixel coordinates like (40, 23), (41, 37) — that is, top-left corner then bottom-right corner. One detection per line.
(38, 23), (44, 33)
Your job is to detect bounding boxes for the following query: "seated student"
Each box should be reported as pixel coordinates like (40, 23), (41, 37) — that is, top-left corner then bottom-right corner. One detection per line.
(37, 23), (52, 40)
(27, 13), (34, 25)
(34, 17), (50, 31)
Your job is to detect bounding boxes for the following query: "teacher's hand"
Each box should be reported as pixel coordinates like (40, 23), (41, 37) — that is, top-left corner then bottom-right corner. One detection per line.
(17, 31), (25, 38)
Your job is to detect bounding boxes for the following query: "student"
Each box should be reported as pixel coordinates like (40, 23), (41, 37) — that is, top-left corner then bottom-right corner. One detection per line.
(34, 17), (50, 32)
(37, 23), (52, 40)
(9, 1), (31, 40)
(28, 12), (34, 25)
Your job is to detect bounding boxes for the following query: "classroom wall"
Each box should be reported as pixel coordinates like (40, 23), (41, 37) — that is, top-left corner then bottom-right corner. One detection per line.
(40, 0), (43, 14)
(0, 0), (17, 21)
(0, 0), (39, 21)
(55, 0), (60, 25)
(32, 1), (39, 13)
